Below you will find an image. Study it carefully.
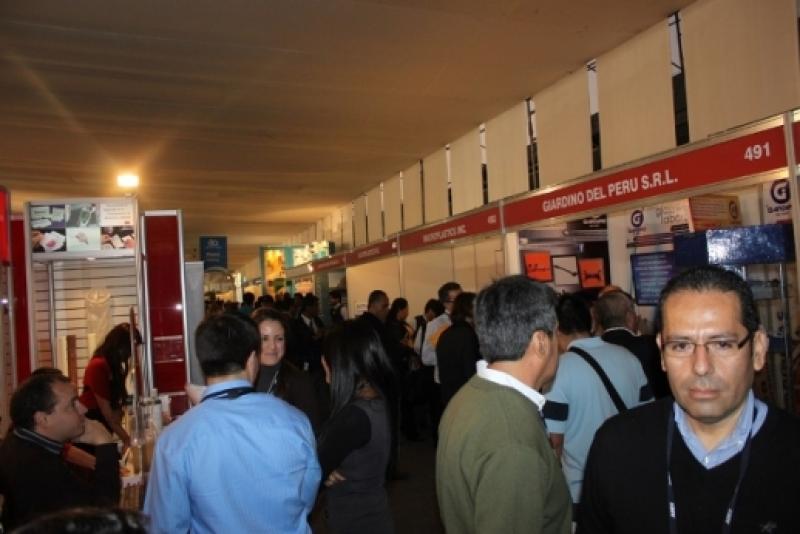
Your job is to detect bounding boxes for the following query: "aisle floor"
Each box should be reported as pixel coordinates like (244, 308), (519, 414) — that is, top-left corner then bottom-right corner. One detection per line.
(311, 435), (445, 534)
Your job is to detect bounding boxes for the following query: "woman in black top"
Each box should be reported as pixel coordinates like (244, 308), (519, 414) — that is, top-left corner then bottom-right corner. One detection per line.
(318, 320), (396, 534)
(251, 308), (321, 433)
(436, 292), (480, 409)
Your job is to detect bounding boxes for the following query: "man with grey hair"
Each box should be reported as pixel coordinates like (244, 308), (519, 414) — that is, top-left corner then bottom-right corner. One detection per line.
(596, 289), (669, 399)
(436, 275), (571, 534)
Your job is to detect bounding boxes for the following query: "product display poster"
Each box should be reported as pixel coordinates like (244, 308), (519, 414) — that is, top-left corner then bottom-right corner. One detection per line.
(29, 198), (136, 258)
(578, 257), (606, 288)
(524, 251), (553, 282)
(553, 256), (580, 286)
(763, 179), (792, 224)
(626, 200), (692, 247)
(689, 194), (741, 230)
(99, 201), (135, 226)
(630, 252), (676, 306)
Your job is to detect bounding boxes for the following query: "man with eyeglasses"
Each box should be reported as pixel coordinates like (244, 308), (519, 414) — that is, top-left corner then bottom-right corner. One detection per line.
(577, 265), (800, 534)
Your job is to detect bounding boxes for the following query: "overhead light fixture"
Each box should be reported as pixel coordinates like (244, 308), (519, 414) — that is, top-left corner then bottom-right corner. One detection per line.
(117, 173), (140, 188)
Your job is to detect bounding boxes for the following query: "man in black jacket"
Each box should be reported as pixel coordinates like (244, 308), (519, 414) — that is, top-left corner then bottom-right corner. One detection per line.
(0, 371), (121, 531)
(578, 266), (800, 534)
(595, 289), (670, 398)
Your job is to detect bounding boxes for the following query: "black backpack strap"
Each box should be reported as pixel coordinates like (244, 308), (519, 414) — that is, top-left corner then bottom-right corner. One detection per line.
(569, 346), (627, 413)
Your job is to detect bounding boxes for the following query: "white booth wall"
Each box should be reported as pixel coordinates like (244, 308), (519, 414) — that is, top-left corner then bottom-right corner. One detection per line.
(345, 236), (504, 319)
(346, 256), (401, 318)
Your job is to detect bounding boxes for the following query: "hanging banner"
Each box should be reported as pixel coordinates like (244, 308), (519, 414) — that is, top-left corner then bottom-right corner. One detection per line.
(312, 254), (346, 273)
(504, 125), (787, 228)
(199, 236), (228, 270)
(399, 206), (501, 252)
(345, 239), (397, 267)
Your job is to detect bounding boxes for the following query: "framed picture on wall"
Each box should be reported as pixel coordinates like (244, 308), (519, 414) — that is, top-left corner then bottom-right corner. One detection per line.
(523, 251), (553, 282)
(552, 256), (579, 286)
(578, 257), (606, 288)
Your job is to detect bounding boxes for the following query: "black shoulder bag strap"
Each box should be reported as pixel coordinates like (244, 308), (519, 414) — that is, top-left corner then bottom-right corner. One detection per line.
(569, 346), (627, 413)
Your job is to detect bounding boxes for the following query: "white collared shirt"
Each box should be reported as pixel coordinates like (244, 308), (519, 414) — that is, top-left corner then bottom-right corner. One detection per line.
(476, 359), (546, 412)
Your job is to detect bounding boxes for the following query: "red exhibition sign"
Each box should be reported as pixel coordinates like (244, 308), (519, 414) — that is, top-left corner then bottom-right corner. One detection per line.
(399, 206), (501, 252)
(0, 187), (9, 263)
(345, 239), (398, 267)
(312, 254), (346, 273)
(504, 125), (787, 228)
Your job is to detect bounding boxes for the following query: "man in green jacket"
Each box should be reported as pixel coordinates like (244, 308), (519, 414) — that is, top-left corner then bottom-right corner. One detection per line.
(436, 275), (571, 534)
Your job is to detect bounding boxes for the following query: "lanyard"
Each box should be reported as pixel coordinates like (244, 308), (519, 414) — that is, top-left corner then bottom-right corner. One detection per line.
(201, 386), (255, 402)
(265, 368), (281, 395)
(666, 406), (756, 534)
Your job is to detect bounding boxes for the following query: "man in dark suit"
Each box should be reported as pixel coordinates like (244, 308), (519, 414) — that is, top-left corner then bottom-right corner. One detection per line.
(595, 289), (671, 399)
(291, 294), (325, 374)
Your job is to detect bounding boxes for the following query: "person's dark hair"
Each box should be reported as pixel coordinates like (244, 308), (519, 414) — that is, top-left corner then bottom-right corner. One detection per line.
(10, 371), (71, 431)
(474, 275), (557, 363)
(367, 290), (388, 309)
(450, 292), (476, 323)
(556, 293), (592, 335)
(13, 507), (148, 534)
(300, 293), (319, 313)
(424, 298), (445, 316)
(329, 289), (342, 301)
(251, 307), (292, 344)
(322, 320), (395, 417)
(243, 292), (255, 306)
(387, 297), (408, 323)
(594, 290), (634, 331)
(256, 294), (275, 308)
(93, 323), (141, 409)
(31, 367), (66, 377)
(656, 265), (760, 334)
(437, 282), (462, 304)
(195, 313), (260, 377)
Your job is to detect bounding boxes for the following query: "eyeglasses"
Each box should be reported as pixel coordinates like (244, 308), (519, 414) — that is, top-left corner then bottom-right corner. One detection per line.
(662, 331), (753, 358)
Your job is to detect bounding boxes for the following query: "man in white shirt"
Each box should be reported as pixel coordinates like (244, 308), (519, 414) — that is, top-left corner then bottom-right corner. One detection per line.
(419, 281), (461, 440)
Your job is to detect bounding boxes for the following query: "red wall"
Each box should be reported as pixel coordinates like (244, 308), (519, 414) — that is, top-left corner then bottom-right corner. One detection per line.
(11, 219), (30, 381)
(144, 214), (187, 411)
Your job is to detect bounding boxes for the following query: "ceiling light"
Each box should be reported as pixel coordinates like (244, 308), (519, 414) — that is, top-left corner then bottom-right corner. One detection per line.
(117, 173), (139, 188)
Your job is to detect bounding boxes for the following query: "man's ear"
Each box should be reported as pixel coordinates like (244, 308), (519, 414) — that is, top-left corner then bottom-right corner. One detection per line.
(751, 328), (768, 373)
(656, 333), (667, 372)
(537, 330), (551, 359)
(245, 351), (259, 383)
(33, 410), (48, 430)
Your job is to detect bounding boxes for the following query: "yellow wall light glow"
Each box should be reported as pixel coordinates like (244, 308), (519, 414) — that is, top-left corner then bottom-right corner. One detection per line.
(117, 173), (140, 188)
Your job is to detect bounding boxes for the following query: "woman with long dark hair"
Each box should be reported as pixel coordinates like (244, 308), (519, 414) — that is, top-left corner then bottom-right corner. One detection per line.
(251, 307), (321, 433)
(318, 320), (395, 534)
(385, 298), (413, 347)
(79, 323), (141, 447)
(436, 291), (480, 409)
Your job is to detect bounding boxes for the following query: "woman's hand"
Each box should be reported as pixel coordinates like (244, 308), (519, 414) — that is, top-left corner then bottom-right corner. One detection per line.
(324, 469), (347, 487)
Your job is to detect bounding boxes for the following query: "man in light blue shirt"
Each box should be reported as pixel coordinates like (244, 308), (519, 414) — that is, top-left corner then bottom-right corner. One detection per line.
(544, 293), (652, 504)
(144, 313), (320, 534)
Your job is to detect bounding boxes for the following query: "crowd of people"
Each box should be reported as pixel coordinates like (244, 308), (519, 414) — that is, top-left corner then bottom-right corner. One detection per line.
(1, 265), (799, 533)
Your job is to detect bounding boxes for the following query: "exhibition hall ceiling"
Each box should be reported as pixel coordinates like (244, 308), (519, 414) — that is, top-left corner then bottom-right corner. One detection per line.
(0, 0), (693, 269)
